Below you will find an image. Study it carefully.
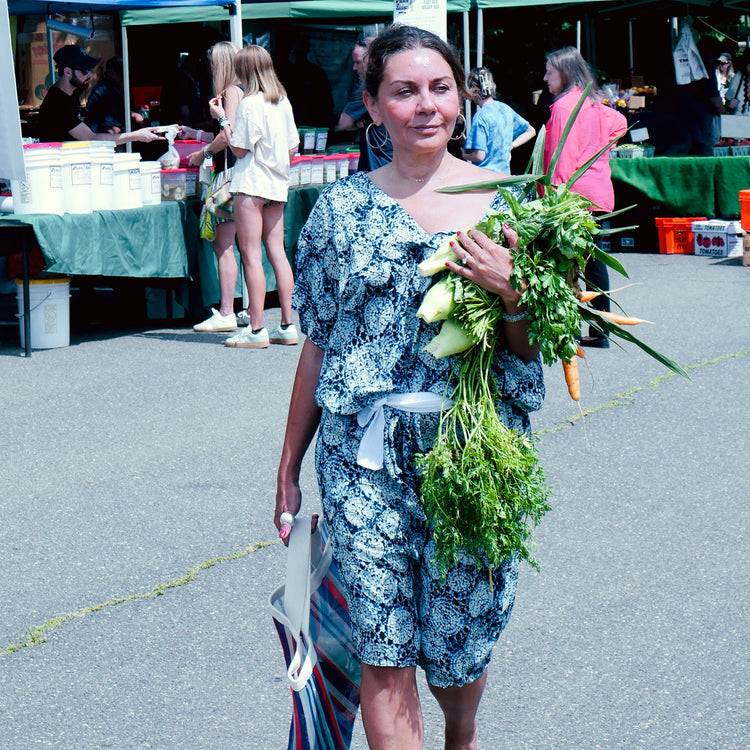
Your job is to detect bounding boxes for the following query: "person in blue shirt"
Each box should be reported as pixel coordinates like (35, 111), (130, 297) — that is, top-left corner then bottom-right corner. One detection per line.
(461, 66), (535, 174)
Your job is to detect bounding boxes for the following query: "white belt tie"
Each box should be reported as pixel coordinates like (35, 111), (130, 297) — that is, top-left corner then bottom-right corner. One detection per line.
(356, 392), (453, 470)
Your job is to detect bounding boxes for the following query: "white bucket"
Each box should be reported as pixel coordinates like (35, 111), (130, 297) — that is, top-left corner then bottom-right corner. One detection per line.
(89, 142), (115, 211)
(60, 141), (92, 214)
(15, 275), (71, 349)
(113, 153), (142, 210)
(140, 161), (162, 206)
(10, 143), (64, 216)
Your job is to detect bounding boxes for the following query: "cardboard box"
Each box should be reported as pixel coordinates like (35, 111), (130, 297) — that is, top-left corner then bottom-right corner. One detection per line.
(743, 231), (750, 266)
(628, 95), (646, 110)
(691, 220), (742, 257)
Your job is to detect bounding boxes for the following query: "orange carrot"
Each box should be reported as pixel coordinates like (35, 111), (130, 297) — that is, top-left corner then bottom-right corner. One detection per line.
(562, 358), (580, 401)
(576, 345), (585, 358)
(599, 311), (653, 326)
(578, 290), (602, 302)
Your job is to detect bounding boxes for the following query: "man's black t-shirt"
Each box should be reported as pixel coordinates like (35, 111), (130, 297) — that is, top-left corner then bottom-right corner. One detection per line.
(37, 85), (83, 142)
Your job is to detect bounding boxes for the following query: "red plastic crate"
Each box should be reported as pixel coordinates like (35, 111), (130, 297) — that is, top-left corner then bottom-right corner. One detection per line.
(655, 217), (707, 254)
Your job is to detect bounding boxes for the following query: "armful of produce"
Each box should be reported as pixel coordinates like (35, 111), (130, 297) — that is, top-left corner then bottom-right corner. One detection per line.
(416, 84), (688, 581)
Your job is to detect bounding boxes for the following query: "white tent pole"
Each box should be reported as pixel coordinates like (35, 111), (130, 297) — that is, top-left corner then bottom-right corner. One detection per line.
(576, 19), (581, 51)
(476, 7), (483, 68)
(229, 0), (243, 48)
(121, 22), (131, 131)
(121, 21), (133, 152)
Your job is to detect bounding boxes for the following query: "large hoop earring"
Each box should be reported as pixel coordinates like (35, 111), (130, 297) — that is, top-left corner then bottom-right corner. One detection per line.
(450, 112), (467, 141)
(365, 122), (391, 151)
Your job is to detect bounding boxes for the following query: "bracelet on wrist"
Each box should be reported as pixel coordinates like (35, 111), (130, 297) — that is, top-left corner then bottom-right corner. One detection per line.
(203, 146), (212, 160)
(503, 309), (530, 323)
(196, 129), (203, 142)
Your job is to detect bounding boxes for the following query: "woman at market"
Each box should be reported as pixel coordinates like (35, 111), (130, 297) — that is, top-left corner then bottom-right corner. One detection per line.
(210, 45), (299, 348)
(543, 46), (627, 348)
(715, 52), (735, 105)
(461, 66), (536, 174)
(180, 41), (243, 333)
(275, 24), (544, 749)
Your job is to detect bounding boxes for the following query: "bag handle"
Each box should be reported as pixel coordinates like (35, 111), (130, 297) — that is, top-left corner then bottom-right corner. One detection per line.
(284, 516), (318, 691)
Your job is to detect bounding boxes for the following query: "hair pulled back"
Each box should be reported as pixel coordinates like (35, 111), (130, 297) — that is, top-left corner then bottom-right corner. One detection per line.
(364, 24), (465, 100)
(466, 66), (496, 101)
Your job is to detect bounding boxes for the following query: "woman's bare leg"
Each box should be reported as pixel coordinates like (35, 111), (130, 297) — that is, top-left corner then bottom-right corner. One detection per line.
(233, 194), (266, 330)
(360, 664), (424, 750)
(428, 670), (488, 750)
(261, 201), (294, 327)
(213, 220), (238, 317)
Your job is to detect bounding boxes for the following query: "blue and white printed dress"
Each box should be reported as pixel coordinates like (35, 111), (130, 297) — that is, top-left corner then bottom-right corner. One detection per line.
(293, 171), (545, 688)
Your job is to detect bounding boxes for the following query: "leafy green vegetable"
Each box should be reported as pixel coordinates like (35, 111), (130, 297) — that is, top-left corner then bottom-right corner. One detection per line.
(417, 338), (550, 577)
(416, 85), (687, 580)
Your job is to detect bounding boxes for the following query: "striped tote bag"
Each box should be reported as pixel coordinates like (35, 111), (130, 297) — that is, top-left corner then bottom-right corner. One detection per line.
(270, 517), (361, 749)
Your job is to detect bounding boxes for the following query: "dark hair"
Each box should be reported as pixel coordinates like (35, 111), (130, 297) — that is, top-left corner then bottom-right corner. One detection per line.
(364, 24), (465, 99)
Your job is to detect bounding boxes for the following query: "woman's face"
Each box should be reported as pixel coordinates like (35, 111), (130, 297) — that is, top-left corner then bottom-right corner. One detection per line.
(544, 61), (564, 96)
(365, 48), (460, 154)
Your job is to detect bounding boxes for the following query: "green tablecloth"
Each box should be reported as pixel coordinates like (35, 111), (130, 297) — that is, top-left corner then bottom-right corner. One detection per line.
(5, 201), (199, 278)
(195, 184), (325, 307)
(611, 156), (750, 218)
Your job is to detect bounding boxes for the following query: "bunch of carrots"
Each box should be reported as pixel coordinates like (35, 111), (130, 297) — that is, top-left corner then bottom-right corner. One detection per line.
(415, 86), (687, 578)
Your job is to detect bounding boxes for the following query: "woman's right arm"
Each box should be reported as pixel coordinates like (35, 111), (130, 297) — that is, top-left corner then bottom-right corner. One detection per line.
(275, 338), (324, 534)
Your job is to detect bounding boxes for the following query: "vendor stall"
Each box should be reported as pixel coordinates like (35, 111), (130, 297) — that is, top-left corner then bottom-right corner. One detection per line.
(611, 155), (750, 220)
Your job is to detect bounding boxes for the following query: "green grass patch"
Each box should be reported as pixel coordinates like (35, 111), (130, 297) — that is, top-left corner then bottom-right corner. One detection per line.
(2, 539), (277, 655)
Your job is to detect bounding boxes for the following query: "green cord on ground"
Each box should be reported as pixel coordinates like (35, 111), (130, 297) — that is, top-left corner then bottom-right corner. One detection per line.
(534, 350), (749, 437)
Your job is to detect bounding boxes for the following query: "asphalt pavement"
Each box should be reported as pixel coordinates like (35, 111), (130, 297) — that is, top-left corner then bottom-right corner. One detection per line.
(1, 252), (748, 749)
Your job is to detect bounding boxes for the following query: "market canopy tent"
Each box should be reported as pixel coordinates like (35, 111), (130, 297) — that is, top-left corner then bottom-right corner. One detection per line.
(4, 0), (243, 172)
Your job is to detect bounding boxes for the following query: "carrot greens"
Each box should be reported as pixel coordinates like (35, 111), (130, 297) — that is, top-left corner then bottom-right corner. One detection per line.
(416, 86), (687, 579)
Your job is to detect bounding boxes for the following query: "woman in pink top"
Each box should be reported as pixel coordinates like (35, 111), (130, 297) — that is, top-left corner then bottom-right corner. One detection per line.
(543, 46), (627, 347)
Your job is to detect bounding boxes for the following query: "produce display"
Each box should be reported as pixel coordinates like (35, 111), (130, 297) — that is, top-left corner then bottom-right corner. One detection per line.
(415, 87), (687, 579)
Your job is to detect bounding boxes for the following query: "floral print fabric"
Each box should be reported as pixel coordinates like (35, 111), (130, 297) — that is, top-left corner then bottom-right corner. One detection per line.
(293, 170), (545, 686)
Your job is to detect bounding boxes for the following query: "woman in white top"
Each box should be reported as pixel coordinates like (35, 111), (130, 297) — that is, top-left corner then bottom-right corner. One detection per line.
(211, 45), (300, 348)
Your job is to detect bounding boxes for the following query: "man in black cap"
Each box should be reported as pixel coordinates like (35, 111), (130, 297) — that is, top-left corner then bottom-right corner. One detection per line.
(36, 44), (161, 145)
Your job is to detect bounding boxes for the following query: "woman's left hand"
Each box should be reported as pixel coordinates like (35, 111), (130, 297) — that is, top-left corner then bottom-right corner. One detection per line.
(445, 223), (523, 309)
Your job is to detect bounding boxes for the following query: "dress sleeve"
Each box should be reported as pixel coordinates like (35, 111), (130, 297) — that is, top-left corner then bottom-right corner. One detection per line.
(292, 188), (340, 349)
(496, 352), (545, 414)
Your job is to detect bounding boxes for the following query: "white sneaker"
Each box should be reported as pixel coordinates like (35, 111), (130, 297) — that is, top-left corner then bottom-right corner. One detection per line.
(193, 308), (237, 332)
(224, 326), (269, 348)
(236, 310), (251, 327)
(269, 323), (298, 345)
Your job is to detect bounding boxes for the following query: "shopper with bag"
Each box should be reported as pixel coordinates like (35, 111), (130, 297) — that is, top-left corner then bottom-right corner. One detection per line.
(180, 41), (243, 333)
(211, 45), (300, 349)
(276, 25), (544, 750)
